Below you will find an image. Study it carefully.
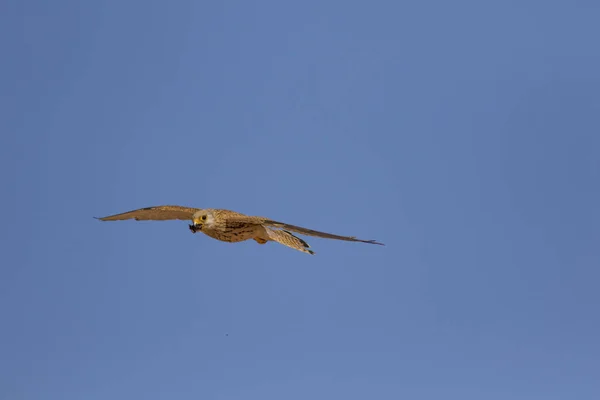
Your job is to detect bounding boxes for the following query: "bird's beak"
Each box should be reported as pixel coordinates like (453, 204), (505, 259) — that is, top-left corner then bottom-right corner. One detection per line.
(189, 218), (203, 233)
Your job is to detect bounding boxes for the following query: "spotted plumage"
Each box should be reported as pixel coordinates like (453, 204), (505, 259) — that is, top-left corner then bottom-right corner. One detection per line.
(96, 205), (384, 255)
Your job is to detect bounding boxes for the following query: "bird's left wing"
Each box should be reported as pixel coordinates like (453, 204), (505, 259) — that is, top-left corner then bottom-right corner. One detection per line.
(95, 205), (200, 221)
(261, 220), (385, 245)
(216, 212), (271, 229)
(212, 212), (385, 246)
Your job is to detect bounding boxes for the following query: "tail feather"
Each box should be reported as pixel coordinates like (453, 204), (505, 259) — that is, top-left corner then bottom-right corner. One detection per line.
(264, 228), (315, 255)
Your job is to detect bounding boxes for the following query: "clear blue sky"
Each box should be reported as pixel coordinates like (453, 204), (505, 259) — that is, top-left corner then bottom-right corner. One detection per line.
(2, 1), (599, 399)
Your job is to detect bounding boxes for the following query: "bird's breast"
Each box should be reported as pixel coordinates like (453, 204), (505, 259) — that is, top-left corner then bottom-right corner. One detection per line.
(201, 226), (258, 243)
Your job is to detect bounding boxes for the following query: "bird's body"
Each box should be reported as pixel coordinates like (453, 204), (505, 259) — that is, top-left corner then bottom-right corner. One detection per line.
(200, 222), (261, 243)
(96, 205), (384, 255)
(191, 209), (261, 243)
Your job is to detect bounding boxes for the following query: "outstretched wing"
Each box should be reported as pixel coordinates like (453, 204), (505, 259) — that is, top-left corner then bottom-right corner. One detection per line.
(95, 205), (200, 221)
(214, 212), (270, 230)
(262, 220), (385, 245)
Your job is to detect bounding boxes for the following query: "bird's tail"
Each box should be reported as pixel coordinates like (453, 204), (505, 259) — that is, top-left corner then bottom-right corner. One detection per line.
(264, 228), (315, 255)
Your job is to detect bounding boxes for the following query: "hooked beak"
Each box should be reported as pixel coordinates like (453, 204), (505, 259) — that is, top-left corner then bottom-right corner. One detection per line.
(189, 219), (203, 233)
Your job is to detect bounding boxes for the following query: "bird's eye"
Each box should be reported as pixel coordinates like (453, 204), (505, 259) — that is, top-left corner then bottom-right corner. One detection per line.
(201, 215), (207, 221)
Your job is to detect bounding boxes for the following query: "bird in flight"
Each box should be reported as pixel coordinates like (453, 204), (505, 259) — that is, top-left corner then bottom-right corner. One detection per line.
(95, 205), (384, 255)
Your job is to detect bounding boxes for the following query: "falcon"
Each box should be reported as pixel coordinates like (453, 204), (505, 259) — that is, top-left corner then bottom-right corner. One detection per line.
(95, 205), (384, 255)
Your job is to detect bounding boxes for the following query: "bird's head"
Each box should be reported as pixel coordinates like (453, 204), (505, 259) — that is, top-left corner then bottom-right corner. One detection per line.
(190, 209), (215, 232)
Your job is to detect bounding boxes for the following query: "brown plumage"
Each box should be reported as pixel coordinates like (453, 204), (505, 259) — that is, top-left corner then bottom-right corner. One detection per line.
(263, 228), (314, 255)
(96, 205), (384, 255)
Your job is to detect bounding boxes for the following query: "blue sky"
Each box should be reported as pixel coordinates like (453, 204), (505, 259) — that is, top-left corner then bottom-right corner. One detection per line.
(2, 0), (599, 399)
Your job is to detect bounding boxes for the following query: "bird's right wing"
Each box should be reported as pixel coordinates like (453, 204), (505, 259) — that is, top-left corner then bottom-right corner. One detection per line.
(95, 205), (200, 221)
